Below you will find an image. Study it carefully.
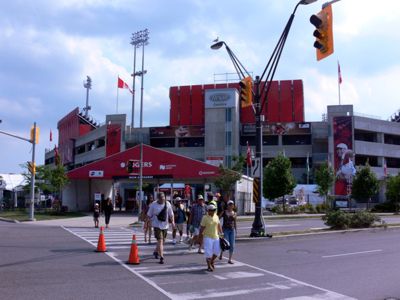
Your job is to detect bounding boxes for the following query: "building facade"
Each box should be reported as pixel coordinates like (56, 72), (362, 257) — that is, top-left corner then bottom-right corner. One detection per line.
(45, 80), (400, 209)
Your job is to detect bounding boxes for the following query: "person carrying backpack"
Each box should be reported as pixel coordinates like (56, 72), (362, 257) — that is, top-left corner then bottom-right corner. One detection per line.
(147, 192), (175, 264)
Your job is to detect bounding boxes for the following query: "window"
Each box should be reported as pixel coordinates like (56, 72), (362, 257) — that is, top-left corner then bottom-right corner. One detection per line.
(226, 132), (232, 146)
(355, 129), (378, 143)
(384, 134), (400, 145)
(150, 138), (175, 148)
(178, 137), (204, 147)
(282, 135), (311, 145)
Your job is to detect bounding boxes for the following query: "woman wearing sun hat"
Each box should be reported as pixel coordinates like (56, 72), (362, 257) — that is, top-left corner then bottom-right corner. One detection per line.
(199, 204), (223, 272)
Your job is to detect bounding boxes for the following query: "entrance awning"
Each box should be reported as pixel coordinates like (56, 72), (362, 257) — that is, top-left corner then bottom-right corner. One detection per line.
(67, 144), (220, 181)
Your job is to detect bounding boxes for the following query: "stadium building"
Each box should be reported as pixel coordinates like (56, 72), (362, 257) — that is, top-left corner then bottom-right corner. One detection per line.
(45, 79), (400, 211)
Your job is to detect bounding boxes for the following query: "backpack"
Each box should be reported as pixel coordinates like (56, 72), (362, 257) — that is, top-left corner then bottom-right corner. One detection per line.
(157, 202), (168, 222)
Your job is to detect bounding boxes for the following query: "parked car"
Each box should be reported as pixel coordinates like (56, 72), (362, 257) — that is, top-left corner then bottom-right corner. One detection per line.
(262, 198), (276, 211)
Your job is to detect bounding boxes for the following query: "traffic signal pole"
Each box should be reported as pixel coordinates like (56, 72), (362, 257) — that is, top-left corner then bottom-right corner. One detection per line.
(211, 0), (319, 237)
(29, 122), (37, 221)
(0, 122), (37, 221)
(251, 76), (266, 236)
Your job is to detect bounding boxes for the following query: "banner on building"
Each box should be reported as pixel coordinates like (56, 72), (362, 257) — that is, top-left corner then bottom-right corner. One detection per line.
(333, 116), (356, 196)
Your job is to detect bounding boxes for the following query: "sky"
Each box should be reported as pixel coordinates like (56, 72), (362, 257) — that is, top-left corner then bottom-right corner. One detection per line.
(1, 0), (400, 173)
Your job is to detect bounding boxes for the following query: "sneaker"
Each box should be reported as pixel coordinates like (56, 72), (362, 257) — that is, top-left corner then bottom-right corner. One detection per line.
(179, 237), (183, 243)
(198, 249), (204, 254)
(153, 251), (158, 259)
(159, 257), (164, 264)
(172, 239), (176, 245)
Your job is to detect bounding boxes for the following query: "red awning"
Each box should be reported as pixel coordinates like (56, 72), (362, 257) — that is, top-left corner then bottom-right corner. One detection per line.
(67, 144), (220, 180)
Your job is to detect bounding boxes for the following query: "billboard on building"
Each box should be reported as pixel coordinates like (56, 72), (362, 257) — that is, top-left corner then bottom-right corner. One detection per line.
(242, 122), (311, 135)
(150, 126), (204, 138)
(204, 88), (238, 109)
(333, 116), (356, 196)
(106, 124), (121, 157)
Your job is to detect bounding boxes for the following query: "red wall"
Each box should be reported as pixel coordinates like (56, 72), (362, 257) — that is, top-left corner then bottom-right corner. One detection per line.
(106, 124), (121, 157)
(169, 80), (304, 126)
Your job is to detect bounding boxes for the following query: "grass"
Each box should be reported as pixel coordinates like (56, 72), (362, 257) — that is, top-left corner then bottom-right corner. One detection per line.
(0, 209), (87, 222)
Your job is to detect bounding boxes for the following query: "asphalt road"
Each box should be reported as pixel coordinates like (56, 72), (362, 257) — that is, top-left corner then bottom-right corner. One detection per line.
(2, 220), (400, 299)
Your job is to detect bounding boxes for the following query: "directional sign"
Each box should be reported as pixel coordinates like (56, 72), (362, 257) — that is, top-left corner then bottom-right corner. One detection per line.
(251, 158), (261, 177)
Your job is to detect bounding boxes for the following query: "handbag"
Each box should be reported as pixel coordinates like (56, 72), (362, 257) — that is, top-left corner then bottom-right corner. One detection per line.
(157, 202), (168, 222)
(219, 237), (231, 251)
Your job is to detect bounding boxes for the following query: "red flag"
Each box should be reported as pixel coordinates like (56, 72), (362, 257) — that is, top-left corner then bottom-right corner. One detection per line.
(246, 141), (252, 167)
(50, 129), (53, 142)
(338, 61), (342, 84)
(117, 76), (133, 94)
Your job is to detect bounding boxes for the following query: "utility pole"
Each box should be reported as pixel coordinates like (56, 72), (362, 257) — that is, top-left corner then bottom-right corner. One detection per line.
(29, 122), (37, 221)
(83, 76), (92, 117)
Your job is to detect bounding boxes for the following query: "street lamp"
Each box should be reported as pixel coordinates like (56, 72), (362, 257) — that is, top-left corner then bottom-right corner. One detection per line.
(211, 0), (318, 237)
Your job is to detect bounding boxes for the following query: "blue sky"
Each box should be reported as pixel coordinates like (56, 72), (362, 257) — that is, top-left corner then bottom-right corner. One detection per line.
(1, 0), (400, 173)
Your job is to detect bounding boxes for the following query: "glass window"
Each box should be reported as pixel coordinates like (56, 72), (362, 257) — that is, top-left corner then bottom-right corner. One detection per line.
(282, 135), (311, 145)
(150, 138), (175, 148)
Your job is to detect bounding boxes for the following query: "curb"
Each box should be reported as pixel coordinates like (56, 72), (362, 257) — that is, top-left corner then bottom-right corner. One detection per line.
(0, 217), (20, 223)
(235, 224), (400, 242)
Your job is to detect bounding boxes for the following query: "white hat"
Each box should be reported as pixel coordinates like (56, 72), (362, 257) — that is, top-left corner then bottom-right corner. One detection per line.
(207, 204), (216, 210)
(197, 195), (204, 200)
(175, 197), (182, 201)
(227, 200), (234, 205)
(336, 143), (348, 150)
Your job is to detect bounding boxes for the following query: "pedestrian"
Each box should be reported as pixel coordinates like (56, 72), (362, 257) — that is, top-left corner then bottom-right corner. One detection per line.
(172, 197), (186, 244)
(116, 193), (123, 211)
(142, 194), (154, 243)
(93, 203), (100, 228)
(219, 200), (237, 264)
(103, 197), (113, 228)
(188, 194), (207, 253)
(147, 192), (175, 264)
(199, 204), (223, 272)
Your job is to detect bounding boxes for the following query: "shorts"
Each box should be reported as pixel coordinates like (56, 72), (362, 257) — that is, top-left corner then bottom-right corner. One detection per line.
(175, 223), (184, 232)
(203, 237), (221, 258)
(192, 226), (200, 236)
(154, 227), (168, 241)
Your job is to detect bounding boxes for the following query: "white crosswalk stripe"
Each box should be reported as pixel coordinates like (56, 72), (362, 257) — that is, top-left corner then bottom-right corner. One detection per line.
(64, 226), (191, 255)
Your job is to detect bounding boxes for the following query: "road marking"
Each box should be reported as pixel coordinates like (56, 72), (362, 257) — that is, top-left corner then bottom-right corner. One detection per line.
(212, 271), (264, 280)
(63, 226), (356, 300)
(62, 226), (177, 300)
(322, 249), (382, 258)
(137, 261), (245, 274)
(283, 291), (356, 299)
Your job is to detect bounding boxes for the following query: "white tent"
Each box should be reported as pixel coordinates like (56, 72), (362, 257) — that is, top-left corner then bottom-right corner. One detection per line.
(0, 173), (27, 191)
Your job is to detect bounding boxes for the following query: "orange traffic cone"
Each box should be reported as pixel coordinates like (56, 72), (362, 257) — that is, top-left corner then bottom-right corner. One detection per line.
(95, 226), (107, 252)
(127, 234), (140, 265)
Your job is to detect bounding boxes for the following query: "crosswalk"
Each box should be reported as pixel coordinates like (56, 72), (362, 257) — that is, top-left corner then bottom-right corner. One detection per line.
(62, 226), (194, 256)
(63, 226), (357, 300)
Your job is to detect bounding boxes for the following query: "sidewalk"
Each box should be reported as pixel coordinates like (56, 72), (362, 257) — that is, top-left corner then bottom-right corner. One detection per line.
(23, 212), (139, 228)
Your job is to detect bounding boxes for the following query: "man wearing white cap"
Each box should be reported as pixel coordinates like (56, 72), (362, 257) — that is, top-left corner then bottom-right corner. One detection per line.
(188, 194), (206, 253)
(199, 204), (223, 272)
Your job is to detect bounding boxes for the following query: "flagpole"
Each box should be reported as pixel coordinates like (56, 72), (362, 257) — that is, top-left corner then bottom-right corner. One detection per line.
(338, 61), (342, 105)
(116, 80), (119, 114)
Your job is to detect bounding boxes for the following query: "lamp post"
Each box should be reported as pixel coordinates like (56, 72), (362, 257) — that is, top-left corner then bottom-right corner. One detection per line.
(130, 29), (149, 130)
(211, 0), (318, 237)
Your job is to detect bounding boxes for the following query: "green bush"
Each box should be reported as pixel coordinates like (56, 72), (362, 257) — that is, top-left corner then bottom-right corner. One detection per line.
(323, 210), (351, 229)
(303, 203), (316, 214)
(323, 210), (380, 229)
(316, 202), (328, 213)
(349, 211), (380, 228)
(270, 205), (282, 214)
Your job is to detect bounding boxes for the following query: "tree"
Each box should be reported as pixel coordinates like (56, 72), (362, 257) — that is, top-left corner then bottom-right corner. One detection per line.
(351, 163), (379, 210)
(315, 162), (335, 207)
(263, 154), (296, 212)
(386, 174), (400, 214)
(214, 156), (244, 198)
(50, 163), (69, 197)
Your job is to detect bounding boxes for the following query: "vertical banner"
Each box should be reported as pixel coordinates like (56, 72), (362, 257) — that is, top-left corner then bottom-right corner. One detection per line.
(106, 124), (121, 157)
(333, 116), (356, 195)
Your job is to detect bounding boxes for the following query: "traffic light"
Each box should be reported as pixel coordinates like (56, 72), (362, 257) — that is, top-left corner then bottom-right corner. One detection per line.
(239, 76), (253, 108)
(28, 162), (36, 175)
(30, 125), (40, 144)
(310, 4), (334, 61)
(127, 160), (134, 173)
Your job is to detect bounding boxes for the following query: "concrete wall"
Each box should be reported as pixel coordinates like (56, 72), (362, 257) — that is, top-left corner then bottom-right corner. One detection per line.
(62, 179), (113, 211)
